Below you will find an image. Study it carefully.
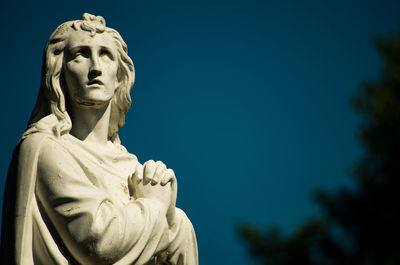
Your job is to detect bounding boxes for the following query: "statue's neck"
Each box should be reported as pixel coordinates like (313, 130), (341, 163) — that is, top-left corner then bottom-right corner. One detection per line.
(68, 101), (111, 145)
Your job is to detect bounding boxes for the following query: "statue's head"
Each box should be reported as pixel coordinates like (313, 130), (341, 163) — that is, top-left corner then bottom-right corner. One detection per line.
(28, 13), (135, 143)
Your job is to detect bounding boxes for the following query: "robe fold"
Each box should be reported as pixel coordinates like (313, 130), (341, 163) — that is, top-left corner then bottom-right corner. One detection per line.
(1, 122), (198, 265)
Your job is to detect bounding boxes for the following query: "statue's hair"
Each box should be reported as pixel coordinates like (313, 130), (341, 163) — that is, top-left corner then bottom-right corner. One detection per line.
(26, 13), (135, 144)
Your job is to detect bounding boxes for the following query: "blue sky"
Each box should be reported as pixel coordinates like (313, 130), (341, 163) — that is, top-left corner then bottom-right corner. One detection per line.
(1, 1), (400, 264)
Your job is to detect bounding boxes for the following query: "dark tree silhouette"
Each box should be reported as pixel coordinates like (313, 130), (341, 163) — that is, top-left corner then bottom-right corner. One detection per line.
(237, 30), (400, 265)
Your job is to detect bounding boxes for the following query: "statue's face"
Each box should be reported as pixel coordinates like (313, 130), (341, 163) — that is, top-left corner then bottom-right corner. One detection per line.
(63, 30), (119, 106)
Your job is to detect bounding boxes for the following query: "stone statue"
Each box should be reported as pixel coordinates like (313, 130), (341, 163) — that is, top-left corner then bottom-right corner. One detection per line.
(1, 13), (198, 265)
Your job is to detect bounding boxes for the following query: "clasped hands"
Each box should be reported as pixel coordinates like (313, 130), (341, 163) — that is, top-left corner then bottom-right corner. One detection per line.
(131, 160), (177, 228)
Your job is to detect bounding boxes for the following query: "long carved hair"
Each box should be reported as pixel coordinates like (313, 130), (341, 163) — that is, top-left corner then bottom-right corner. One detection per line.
(25, 13), (135, 144)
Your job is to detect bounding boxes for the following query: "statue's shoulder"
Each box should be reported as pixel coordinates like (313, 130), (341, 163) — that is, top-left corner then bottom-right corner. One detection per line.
(7, 133), (58, 180)
(19, 132), (54, 153)
(17, 132), (64, 164)
(19, 114), (66, 152)
(19, 133), (77, 177)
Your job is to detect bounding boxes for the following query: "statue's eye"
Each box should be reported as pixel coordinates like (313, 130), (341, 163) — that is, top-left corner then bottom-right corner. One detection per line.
(75, 48), (89, 58)
(100, 48), (114, 60)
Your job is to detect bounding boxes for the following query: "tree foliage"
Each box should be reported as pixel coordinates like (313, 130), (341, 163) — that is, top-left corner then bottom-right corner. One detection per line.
(237, 30), (400, 265)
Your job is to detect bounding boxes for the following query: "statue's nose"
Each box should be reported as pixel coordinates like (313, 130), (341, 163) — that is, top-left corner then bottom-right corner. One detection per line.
(89, 56), (102, 79)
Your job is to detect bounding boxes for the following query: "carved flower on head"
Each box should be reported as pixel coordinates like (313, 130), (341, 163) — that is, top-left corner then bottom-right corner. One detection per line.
(72, 13), (106, 37)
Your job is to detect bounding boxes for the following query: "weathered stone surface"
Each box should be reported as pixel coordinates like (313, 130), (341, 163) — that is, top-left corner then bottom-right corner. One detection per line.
(1, 13), (198, 265)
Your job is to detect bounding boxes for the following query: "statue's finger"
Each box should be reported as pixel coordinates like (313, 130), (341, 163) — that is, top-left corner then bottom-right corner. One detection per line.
(171, 179), (177, 206)
(143, 160), (156, 184)
(153, 161), (166, 185)
(132, 163), (144, 182)
(161, 169), (175, 186)
(151, 174), (159, 185)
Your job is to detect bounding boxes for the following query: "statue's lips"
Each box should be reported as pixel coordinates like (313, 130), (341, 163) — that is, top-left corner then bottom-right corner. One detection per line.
(87, 80), (104, 87)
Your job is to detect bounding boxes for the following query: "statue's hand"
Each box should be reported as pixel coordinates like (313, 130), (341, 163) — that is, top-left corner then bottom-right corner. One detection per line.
(162, 168), (177, 229)
(131, 160), (173, 213)
(131, 160), (177, 228)
(147, 160), (177, 228)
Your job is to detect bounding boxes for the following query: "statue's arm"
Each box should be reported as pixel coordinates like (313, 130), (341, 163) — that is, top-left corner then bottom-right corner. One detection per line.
(129, 161), (199, 265)
(157, 208), (199, 265)
(35, 138), (171, 265)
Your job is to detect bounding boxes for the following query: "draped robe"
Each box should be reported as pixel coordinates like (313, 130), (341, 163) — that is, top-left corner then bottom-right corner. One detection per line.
(1, 116), (198, 265)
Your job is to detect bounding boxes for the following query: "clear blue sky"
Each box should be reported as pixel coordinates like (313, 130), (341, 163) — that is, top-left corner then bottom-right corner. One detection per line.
(1, 1), (399, 264)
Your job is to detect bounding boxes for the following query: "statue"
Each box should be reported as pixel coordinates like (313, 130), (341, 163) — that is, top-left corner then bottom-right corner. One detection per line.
(1, 13), (198, 265)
